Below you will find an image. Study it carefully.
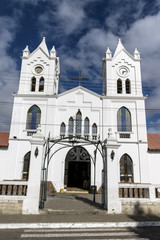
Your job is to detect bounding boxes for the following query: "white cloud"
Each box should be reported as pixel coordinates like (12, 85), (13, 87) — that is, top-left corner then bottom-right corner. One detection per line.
(56, 1), (85, 34)
(120, 12), (160, 132)
(59, 29), (117, 84)
(148, 118), (160, 133)
(126, 13), (160, 55)
(105, 0), (146, 34)
(38, 0), (98, 37)
(0, 16), (19, 131)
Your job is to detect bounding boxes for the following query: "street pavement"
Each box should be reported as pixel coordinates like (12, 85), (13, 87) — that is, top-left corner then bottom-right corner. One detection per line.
(0, 193), (160, 239)
(0, 193), (160, 224)
(1, 227), (160, 239)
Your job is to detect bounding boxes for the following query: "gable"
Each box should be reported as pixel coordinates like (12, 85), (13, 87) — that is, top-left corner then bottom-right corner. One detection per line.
(28, 47), (50, 61)
(113, 48), (135, 64)
(57, 86), (102, 113)
(58, 86), (101, 99)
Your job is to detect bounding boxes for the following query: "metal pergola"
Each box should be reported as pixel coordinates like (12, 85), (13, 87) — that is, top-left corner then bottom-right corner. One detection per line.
(39, 135), (107, 210)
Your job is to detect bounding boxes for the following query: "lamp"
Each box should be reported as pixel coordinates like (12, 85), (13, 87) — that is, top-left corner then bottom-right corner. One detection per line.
(110, 150), (115, 160)
(35, 147), (39, 157)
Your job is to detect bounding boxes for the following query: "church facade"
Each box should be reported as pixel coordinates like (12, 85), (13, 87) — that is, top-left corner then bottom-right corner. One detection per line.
(0, 37), (160, 214)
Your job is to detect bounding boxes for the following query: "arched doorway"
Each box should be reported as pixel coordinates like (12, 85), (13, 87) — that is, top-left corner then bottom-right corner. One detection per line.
(22, 151), (31, 181)
(64, 146), (90, 190)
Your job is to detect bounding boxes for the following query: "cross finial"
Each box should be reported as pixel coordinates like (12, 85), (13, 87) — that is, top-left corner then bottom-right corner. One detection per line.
(72, 71), (89, 86)
(42, 33), (46, 42)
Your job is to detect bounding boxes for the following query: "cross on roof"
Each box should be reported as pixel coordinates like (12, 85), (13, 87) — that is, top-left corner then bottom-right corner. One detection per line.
(72, 71), (89, 86)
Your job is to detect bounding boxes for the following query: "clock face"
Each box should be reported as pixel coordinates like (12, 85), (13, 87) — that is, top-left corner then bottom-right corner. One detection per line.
(118, 66), (129, 77)
(35, 66), (43, 74)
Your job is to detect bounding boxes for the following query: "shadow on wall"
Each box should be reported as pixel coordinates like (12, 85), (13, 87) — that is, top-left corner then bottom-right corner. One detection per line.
(127, 201), (160, 240)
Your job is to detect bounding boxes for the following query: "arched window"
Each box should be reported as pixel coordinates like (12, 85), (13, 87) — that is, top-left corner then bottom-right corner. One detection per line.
(26, 105), (41, 130)
(117, 79), (122, 94)
(92, 123), (97, 140)
(126, 79), (131, 94)
(84, 117), (89, 135)
(31, 77), (36, 92)
(68, 117), (74, 135)
(120, 154), (133, 182)
(92, 123), (97, 134)
(117, 107), (132, 132)
(76, 109), (82, 136)
(22, 151), (31, 181)
(60, 122), (66, 136)
(39, 77), (44, 92)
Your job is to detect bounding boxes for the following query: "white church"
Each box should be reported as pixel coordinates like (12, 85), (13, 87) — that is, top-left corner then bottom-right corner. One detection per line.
(0, 37), (160, 214)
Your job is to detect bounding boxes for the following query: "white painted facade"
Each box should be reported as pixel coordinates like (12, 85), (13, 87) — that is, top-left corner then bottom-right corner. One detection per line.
(0, 37), (160, 213)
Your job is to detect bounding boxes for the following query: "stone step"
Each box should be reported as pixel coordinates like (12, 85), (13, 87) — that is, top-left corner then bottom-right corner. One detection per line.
(64, 187), (89, 194)
(42, 209), (105, 215)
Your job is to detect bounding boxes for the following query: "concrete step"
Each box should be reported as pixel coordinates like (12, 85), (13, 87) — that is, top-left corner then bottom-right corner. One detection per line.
(43, 209), (105, 215)
(65, 187), (89, 194)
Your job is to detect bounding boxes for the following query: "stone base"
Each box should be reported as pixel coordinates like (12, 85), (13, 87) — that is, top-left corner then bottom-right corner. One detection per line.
(0, 200), (22, 214)
(46, 181), (56, 194)
(122, 200), (160, 215)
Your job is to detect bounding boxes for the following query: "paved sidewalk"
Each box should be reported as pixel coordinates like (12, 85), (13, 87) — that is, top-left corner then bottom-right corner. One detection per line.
(0, 193), (160, 228)
(44, 192), (102, 213)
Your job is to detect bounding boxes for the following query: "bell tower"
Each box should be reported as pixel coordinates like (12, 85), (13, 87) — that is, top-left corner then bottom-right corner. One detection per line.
(102, 38), (142, 97)
(9, 38), (60, 140)
(101, 39), (149, 185)
(101, 38), (148, 148)
(18, 37), (60, 95)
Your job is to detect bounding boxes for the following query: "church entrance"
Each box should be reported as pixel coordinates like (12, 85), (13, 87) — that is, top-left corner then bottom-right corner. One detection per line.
(64, 146), (90, 190)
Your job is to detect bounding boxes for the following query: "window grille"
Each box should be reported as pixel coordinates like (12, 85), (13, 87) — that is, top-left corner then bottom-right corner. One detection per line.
(126, 79), (131, 94)
(84, 117), (89, 135)
(26, 105), (41, 130)
(92, 123), (97, 140)
(117, 107), (132, 132)
(68, 117), (74, 135)
(39, 77), (44, 92)
(120, 154), (133, 183)
(60, 122), (66, 138)
(76, 109), (82, 136)
(117, 79), (122, 94)
(31, 77), (36, 92)
(92, 123), (97, 134)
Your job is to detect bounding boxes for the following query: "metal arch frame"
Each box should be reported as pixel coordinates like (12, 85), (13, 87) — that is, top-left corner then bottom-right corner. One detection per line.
(39, 135), (106, 210)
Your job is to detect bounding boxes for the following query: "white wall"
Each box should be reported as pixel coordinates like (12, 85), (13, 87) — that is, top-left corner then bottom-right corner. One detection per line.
(148, 151), (160, 184)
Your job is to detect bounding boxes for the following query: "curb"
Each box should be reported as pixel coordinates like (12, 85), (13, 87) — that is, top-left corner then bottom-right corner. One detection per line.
(46, 209), (104, 215)
(0, 221), (160, 229)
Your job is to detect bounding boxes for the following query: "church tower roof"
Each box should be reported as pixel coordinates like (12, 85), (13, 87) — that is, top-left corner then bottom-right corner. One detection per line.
(113, 38), (125, 57)
(38, 37), (49, 56)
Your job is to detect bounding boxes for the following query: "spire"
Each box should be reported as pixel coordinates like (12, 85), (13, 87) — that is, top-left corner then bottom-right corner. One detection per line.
(22, 45), (30, 58)
(38, 37), (49, 56)
(113, 38), (125, 57)
(105, 47), (112, 59)
(50, 45), (56, 58)
(133, 48), (140, 60)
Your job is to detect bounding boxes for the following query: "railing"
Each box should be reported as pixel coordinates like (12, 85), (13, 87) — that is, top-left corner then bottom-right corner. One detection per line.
(60, 133), (98, 140)
(27, 130), (37, 136)
(119, 183), (149, 198)
(0, 181), (28, 196)
(119, 133), (130, 138)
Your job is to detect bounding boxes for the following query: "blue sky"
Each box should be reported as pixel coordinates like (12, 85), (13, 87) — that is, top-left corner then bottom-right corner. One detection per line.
(0, 0), (160, 132)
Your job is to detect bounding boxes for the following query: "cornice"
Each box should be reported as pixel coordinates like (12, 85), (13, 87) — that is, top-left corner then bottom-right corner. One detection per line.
(13, 93), (58, 98)
(101, 95), (147, 100)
